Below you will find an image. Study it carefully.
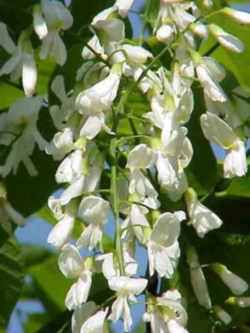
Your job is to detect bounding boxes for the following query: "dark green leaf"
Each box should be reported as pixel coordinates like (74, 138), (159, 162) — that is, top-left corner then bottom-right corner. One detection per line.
(0, 237), (23, 329)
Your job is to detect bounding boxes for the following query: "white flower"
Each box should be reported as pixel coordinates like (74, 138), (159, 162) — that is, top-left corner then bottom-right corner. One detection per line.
(71, 302), (98, 333)
(211, 263), (248, 295)
(56, 150), (83, 184)
(209, 24), (244, 53)
(144, 290), (189, 333)
(80, 308), (108, 333)
(200, 112), (247, 178)
(187, 246), (212, 309)
(156, 24), (175, 42)
(108, 276), (148, 332)
(121, 44), (153, 64)
(75, 70), (120, 139)
(47, 202), (76, 250)
(0, 22), (16, 53)
(96, 253), (119, 279)
(76, 71), (120, 115)
(126, 144), (156, 170)
(213, 305), (232, 325)
(49, 75), (75, 130)
(0, 31), (37, 97)
(0, 96), (47, 176)
(76, 196), (110, 250)
(232, 297), (250, 308)
(129, 169), (159, 209)
(196, 63), (227, 102)
(190, 22), (209, 38)
(46, 127), (74, 161)
(34, 0), (73, 65)
(81, 35), (105, 60)
(122, 204), (150, 244)
(147, 211), (185, 278)
(115, 0), (134, 17)
(58, 244), (92, 310)
(222, 7), (250, 24)
(185, 188), (222, 237)
(91, 8), (125, 45)
(224, 139), (247, 178)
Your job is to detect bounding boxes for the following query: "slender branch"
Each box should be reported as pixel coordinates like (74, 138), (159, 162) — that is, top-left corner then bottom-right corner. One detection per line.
(111, 162), (125, 275)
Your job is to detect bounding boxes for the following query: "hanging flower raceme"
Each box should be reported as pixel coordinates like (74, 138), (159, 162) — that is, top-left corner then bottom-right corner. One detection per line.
(3, 0), (246, 331)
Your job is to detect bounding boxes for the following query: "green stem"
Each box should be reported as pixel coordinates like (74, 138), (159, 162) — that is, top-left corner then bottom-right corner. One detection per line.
(85, 43), (110, 67)
(111, 162), (125, 275)
(120, 200), (152, 210)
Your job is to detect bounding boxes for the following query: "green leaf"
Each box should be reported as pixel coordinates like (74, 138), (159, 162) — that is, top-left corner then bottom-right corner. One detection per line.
(27, 255), (71, 313)
(216, 174), (250, 199)
(23, 313), (51, 333)
(21, 244), (51, 268)
(0, 237), (23, 329)
(0, 82), (24, 110)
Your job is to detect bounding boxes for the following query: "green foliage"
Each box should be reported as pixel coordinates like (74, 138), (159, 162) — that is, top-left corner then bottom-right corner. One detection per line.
(0, 238), (23, 329)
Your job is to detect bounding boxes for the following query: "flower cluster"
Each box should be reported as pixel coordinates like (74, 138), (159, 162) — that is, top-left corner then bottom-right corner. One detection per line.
(0, 0), (250, 332)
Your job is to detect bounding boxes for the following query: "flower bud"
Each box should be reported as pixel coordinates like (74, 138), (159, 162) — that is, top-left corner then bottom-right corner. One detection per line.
(209, 24), (244, 53)
(211, 263), (248, 295)
(213, 305), (232, 325)
(222, 7), (250, 25)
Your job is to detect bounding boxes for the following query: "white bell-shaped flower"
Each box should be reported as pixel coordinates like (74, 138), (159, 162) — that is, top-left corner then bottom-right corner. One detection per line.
(185, 188), (222, 237)
(222, 7), (250, 24)
(0, 96), (47, 176)
(47, 201), (76, 250)
(49, 75), (75, 130)
(126, 144), (156, 170)
(211, 263), (248, 295)
(209, 24), (244, 53)
(200, 112), (247, 178)
(213, 305), (232, 325)
(144, 290), (189, 333)
(80, 308), (108, 333)
(0, 31), (37, 97)
(122, 204), (150, 244)
(108, 276), (148, 332)
(34, 0), (73, 65)
(147, 211), (185, 278)
(76, 196), (110, 250)
(115, 0), (134, 17)
(129, 169), (160, 209)
(46, 127), (74, 161)
(187, 246), (212, 309)
(58, 244), (93, 310)
(71, 302), (98, 333)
